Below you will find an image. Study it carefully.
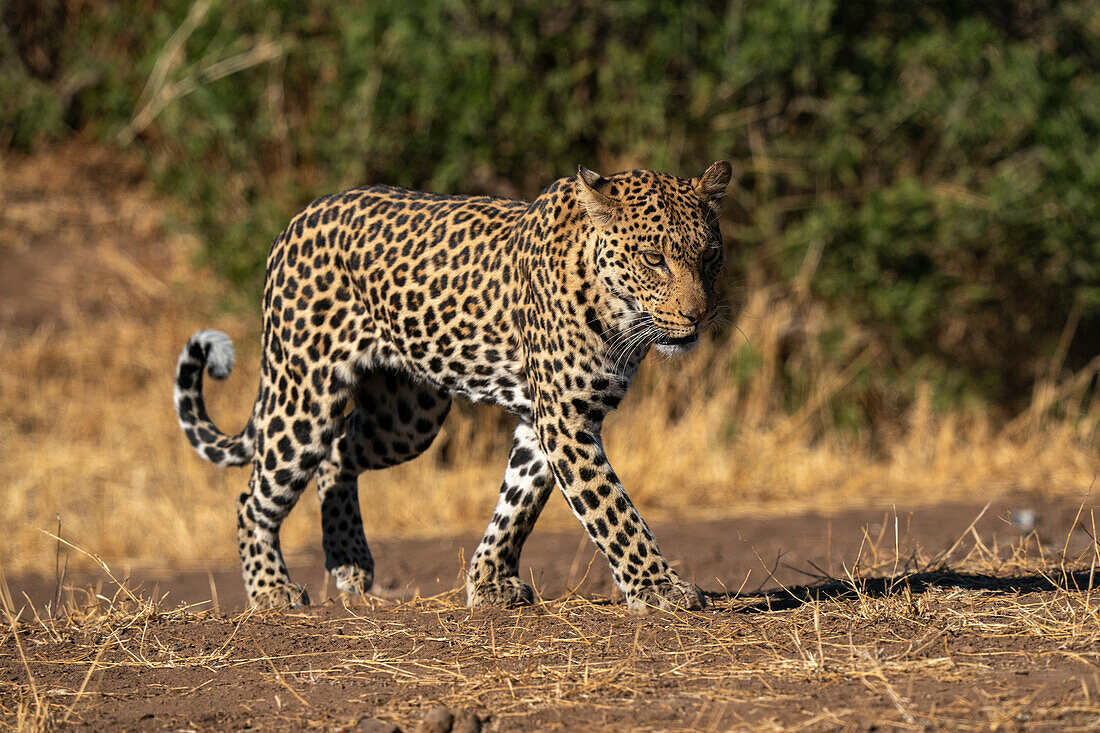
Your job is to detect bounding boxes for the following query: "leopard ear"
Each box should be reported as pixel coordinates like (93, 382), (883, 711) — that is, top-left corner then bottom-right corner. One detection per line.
(576, 165), (619, 227)
(695, 160), (732, 213)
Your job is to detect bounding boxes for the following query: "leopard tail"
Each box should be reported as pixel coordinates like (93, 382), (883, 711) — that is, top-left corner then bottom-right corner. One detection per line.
(173, 330), (257, 467)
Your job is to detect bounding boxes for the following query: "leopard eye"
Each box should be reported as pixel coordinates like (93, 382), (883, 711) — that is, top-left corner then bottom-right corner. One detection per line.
(641, 251), (666, 268)
(701, 248), (722, 267)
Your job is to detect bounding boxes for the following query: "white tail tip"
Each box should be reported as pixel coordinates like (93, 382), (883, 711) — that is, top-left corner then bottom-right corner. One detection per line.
(195, 329), (235, 380)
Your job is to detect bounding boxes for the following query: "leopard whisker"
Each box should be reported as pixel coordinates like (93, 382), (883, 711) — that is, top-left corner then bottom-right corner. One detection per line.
(614, 324), (659, 377)
(604, 317), (656, 364)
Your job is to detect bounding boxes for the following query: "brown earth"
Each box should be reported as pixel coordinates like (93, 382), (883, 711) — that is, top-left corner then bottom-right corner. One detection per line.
(5, 494), (1100, 731)
(7, 494), (1091, 612)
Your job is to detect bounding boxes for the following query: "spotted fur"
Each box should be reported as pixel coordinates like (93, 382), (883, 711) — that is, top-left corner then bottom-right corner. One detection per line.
(174, 161), (732, 611)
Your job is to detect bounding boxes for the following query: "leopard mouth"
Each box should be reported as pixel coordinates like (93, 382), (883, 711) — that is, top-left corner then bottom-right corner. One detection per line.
(654, 332), (698, 347)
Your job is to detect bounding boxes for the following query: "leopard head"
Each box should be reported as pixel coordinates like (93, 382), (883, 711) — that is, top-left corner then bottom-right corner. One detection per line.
(577, 160), (732, 357)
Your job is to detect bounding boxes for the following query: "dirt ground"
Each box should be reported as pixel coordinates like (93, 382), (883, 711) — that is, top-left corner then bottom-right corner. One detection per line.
(5, 494), (1100, 731)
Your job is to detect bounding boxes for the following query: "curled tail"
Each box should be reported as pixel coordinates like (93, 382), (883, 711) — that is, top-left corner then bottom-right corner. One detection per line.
(174, 330), (256, 467)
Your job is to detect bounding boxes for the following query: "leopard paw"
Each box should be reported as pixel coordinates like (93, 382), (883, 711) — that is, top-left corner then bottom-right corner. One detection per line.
(626, 576), (706, 613)
(328, 564), (373, 596)
(466, 576), (534, 608)
(250, 582), (310, 610)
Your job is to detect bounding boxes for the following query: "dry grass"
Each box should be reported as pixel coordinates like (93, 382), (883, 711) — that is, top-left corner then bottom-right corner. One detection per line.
(3, 507), (1100, 730)
(1, 143), (1098, 580)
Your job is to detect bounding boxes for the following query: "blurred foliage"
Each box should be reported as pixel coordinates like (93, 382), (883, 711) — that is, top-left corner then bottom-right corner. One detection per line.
(3, 0), (1099, 416)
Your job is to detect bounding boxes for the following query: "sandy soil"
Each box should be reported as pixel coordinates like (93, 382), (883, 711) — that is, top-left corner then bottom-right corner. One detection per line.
(5, 494), (1100, 731)
(8, 494), (1089, 612)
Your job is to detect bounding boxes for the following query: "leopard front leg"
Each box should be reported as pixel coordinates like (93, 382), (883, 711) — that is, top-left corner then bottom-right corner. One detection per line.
(534, 409), (706, 613)
(466, 422), (554, 607)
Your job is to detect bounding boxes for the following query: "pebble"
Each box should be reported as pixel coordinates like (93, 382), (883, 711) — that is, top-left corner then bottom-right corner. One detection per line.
(418, 706), (454, 733)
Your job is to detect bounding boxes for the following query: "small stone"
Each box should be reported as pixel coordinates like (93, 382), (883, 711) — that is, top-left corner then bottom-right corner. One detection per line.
(418, 706), (455, 733)
(358, 717), (401, 733)
(451, 711), (482, 733)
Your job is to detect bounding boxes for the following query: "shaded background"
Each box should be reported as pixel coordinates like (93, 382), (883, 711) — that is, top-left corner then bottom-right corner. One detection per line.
(1, 1), (1098, 574)
(7, 0), (1100, 406)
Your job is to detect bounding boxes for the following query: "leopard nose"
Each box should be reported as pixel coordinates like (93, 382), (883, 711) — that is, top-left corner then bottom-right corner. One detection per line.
(680, 309), (704, 326)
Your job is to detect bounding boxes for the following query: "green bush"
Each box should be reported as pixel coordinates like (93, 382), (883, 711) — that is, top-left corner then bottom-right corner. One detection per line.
(4, 0), (1098, 413)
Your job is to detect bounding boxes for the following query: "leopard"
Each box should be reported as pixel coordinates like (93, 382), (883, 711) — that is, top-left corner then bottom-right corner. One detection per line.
(173, 160), (732, 612)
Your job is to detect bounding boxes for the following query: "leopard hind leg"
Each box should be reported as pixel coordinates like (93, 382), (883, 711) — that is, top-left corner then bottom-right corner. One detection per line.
(238, 371), (349, 610)
(316, 368), (451, 596)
